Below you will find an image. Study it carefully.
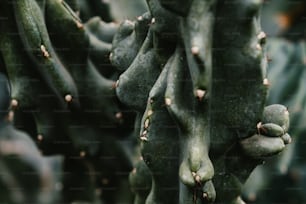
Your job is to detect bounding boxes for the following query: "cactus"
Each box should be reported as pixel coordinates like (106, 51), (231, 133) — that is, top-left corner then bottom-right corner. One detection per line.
(0, 0), (294, 203)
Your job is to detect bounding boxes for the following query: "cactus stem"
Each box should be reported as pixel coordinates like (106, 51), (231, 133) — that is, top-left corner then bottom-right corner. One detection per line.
(11, 99), (18, 108)
(263, 78), (270, 86)
(165, 98), (171, 106)
(191, 46), (200, 55)
(37, 134), (43, 141)
(195, 89), (206, 100)
(40, 45), (50, 58)
(65, 94), (73, 102)
(80, 151), (86, 157)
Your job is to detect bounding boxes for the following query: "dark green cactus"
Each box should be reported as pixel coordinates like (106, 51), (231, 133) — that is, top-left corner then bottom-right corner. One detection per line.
(0, 0), (295, 203)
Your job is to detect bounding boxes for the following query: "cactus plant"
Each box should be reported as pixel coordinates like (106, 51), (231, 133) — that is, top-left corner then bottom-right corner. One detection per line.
(0, 0), (295, 203)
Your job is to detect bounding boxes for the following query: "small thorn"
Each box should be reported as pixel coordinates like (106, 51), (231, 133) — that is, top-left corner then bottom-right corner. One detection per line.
(37, 134), (43, 141)
(149, 98), (154, 104)
(165, 98), (171, 106)
(137, 16), (143, 21)
(140, 136), (148, 141)
(102, 0), (109, 3)
(195, 89), (206, 100)
(109, 52), (113, 61)
(191, 46), (200, 55)
(139, 156), (143, 161)
(195, 175), (201, 183)
(284, 109), (289, 115)
(257, 122), (262, 130)
(125, 19), (134, 26)
(115, 112), (123, 119)
(132, 168), (137, 174)
(144, 119), (150, 129)
(101, 178), (109, 185)
(191, 172), (197, 177)
(142, 130), (148, 137)
(151, 18), (156, 24)
(80, 151), (86, 157)
(256, 43), (262, 51)
(263, 78), (270, 86)
(147, 110), (153, 117)
(115, 80), (119, 88)
(40, 45), (50, 58)
(257, 31), (266, 41)
(203, 192), (208, 199)
(11, 99), (18, 108)
(65, 94), (73, 103)
(76, 21), (84, 29)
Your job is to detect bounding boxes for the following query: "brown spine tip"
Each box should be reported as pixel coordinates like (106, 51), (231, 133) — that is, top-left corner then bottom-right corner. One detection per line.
(37, 134), (43, 141)
(195, 89), (206, 100)
(147, 110), (153, 117)
(115, 112), (123, 119)
(76, 21), (84, 29)
(40, 45), (50, 58)
(65, 94), (73, 102)
(80, 151), (86, 157)
(263, 78), (270, 86)
(140, 136), (148, 141)
(6, 110), (14, 122)
(165, 98), (171, 106)
(257, 31), (266, 40)
(132, 168), (137, 174)
(11, 99), (18, 108)
(144, 119), (150, 129)
(191, 46), (200, 55)
(256, 43), (262, 51)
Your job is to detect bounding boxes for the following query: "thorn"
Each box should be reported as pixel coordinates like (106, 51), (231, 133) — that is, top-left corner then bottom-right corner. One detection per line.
(139, 156), (143, 161)
(132, 168), (137, 174)
(115, 112), (123, 119)
(101, 178), (109, 185)
(125, 19), (134, 26)
(65, 94), (73, 103)
(76, 21), (84, 29)
(257, 122), (262, 134)
(144, 119), (150, 129)
(257, 31), (266, 41)
(151, 18), (156, 24)
(203, 192), (208, 199)
(195, 89), (206, 100)
(80, 151), (86, 157)
(109, 52), (113, 61)
(256, 43), (262, 51)
(11, 99), (18, 108)
(140, 136), (148, 141)
(191, 46), (200, 55)
(149, 98), (154, 104)
(37, 134), (43, 141)
(263, 78), (270, 86)
(40, 45), (50, 58)
(165, 98), (171, 106)
(137, 16), (143, 21)
(191, 172), (197, 177)
(147, 110), (153, 117)
(115, 80), (119, 88)
(195, 175), (201, 183)
(102, 0), (109, 3)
